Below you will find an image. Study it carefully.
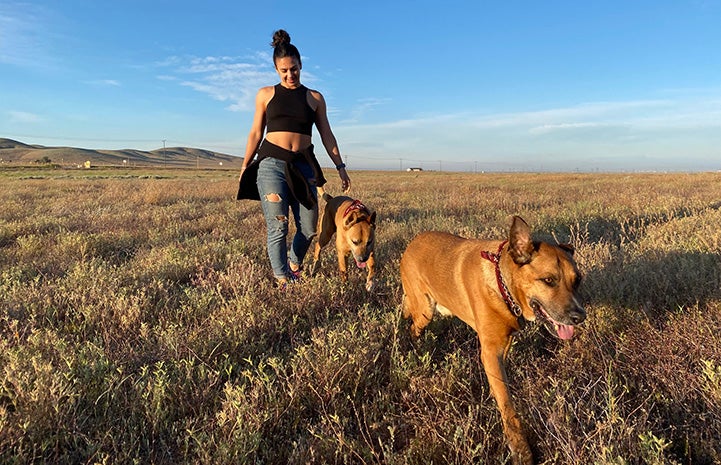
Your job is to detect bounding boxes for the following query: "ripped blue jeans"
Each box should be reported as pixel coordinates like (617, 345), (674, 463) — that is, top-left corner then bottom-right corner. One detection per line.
(256, 157), (318, 280)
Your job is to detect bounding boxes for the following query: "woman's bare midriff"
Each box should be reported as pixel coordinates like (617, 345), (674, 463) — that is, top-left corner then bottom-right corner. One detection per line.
(265, 132), (312, 152)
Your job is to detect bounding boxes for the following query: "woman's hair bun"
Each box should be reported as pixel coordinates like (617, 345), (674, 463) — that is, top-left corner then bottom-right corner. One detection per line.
(270, 29), (300, 65)
(271, 29), (291, 48)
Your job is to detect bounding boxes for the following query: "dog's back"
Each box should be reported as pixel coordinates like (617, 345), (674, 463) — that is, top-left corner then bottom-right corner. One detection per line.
(400, 231), (505, 334)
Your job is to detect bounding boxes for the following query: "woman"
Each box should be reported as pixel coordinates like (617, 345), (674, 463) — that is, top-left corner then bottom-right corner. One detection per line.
(238, 29), (351, 285)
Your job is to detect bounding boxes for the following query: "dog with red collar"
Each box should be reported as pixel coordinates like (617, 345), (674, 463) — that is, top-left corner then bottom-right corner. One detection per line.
(400, 216), (585, 464)
(310, 191), (376, 291)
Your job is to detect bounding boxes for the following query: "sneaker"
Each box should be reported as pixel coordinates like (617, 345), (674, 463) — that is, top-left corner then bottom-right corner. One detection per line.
(277, 269), (301, 291)
(289, 263), (303, 280)
(276, 277), (291, 291)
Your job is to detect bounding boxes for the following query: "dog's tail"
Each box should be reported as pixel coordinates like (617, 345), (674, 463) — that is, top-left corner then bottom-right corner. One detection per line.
(317, 185), (333, 202)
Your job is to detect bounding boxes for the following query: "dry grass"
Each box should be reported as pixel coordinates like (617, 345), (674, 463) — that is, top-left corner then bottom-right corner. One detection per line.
(1, 167), (721, 464)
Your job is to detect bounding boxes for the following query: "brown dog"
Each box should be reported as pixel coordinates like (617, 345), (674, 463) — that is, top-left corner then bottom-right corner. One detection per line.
(400, 216), (585, 464)
(310, 192), (376, 291)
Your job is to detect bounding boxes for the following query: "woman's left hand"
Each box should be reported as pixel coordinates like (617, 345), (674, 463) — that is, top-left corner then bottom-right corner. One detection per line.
(339, 167), (351, 193)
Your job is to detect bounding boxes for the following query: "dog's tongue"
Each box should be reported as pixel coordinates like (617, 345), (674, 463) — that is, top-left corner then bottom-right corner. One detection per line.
(356, 260), (367, 269)
(556, 324), (574, 340)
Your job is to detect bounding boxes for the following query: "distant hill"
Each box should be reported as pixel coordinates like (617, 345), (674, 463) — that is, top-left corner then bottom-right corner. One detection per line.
(0, 138), (244, 169)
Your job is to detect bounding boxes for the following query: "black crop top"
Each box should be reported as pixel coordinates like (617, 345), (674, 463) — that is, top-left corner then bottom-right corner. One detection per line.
(265, 84), (316, 136)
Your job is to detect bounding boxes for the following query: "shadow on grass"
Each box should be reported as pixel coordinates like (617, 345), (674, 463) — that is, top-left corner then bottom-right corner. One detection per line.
(584, 249), (721, 313)
(532, 208), (721, 317)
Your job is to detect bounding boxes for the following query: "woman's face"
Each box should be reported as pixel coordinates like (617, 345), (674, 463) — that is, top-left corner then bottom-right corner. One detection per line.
(275, 56), (301, 89)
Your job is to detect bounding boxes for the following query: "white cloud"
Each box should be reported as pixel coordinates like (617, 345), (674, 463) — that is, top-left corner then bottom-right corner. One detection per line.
(0, 5), (35, 65)
(529, 122), (611, 135)
(153, 51), (721, 171)
(341, 97), (392, 123)
(160, 55), (278, 112)
(466, 100), (672, 130)
(84, 79), (122, 87)
(333, 94), (721, 171)
(9, 111), (42, 123)
(0, 3), (59, 67)
(160, 53), (326, 112)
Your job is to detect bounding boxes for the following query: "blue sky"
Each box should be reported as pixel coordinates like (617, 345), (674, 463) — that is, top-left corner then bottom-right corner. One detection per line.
(2, 0), (720, 171)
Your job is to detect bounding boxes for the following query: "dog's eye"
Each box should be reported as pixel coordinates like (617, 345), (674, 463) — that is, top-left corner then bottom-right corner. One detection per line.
(541, 277), (557, 287)
(352, 239), (362, 246)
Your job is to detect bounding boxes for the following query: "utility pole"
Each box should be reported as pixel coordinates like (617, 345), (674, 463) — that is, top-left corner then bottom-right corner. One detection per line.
(162, 139), (166, 167)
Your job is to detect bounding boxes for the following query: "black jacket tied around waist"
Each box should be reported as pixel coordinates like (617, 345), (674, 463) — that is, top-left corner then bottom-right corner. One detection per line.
(236, 140), (327, 209)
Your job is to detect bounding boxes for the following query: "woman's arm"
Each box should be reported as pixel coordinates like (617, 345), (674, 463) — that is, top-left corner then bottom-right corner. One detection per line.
(312, 90), (351, 191)
(240, 87), (271, 177)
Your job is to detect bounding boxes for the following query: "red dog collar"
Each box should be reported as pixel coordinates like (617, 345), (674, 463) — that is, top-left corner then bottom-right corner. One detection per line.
(343, 199), (367, 217)
(481, 240), (526, 329)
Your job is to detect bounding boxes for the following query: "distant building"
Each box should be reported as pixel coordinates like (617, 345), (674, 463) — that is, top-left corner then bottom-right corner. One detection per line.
(406, 167), (423, 172)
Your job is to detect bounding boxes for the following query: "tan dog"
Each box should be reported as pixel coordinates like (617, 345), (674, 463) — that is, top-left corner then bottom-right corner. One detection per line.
(400, 216), (585, 464)
(311, 192), (376, 291)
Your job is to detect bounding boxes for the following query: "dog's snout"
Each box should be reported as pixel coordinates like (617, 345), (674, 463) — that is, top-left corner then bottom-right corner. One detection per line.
(569, 307), (586, 325)
(355, 251), (371, 263)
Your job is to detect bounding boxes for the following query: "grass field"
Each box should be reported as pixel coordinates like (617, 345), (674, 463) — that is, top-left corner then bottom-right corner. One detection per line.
(1, 167), (720, 464)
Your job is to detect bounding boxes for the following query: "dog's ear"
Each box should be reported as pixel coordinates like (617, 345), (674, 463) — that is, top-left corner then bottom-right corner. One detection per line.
(369, 211), (376, 226)
(509, 216), (534, 264)
(558, 243), (575, 255)
(343, 213), (357, 230)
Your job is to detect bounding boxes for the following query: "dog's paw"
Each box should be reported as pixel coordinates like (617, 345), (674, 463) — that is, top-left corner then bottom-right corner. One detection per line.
(365, 279), (376, 292)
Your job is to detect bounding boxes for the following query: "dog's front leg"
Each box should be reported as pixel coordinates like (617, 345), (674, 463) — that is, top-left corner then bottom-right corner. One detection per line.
(310, 209), (335, 277)
(310, 242), (323, 277)
(481, 338), (533, 465)
(336, 249), (349, 282)
(364, 252), (376, 291)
